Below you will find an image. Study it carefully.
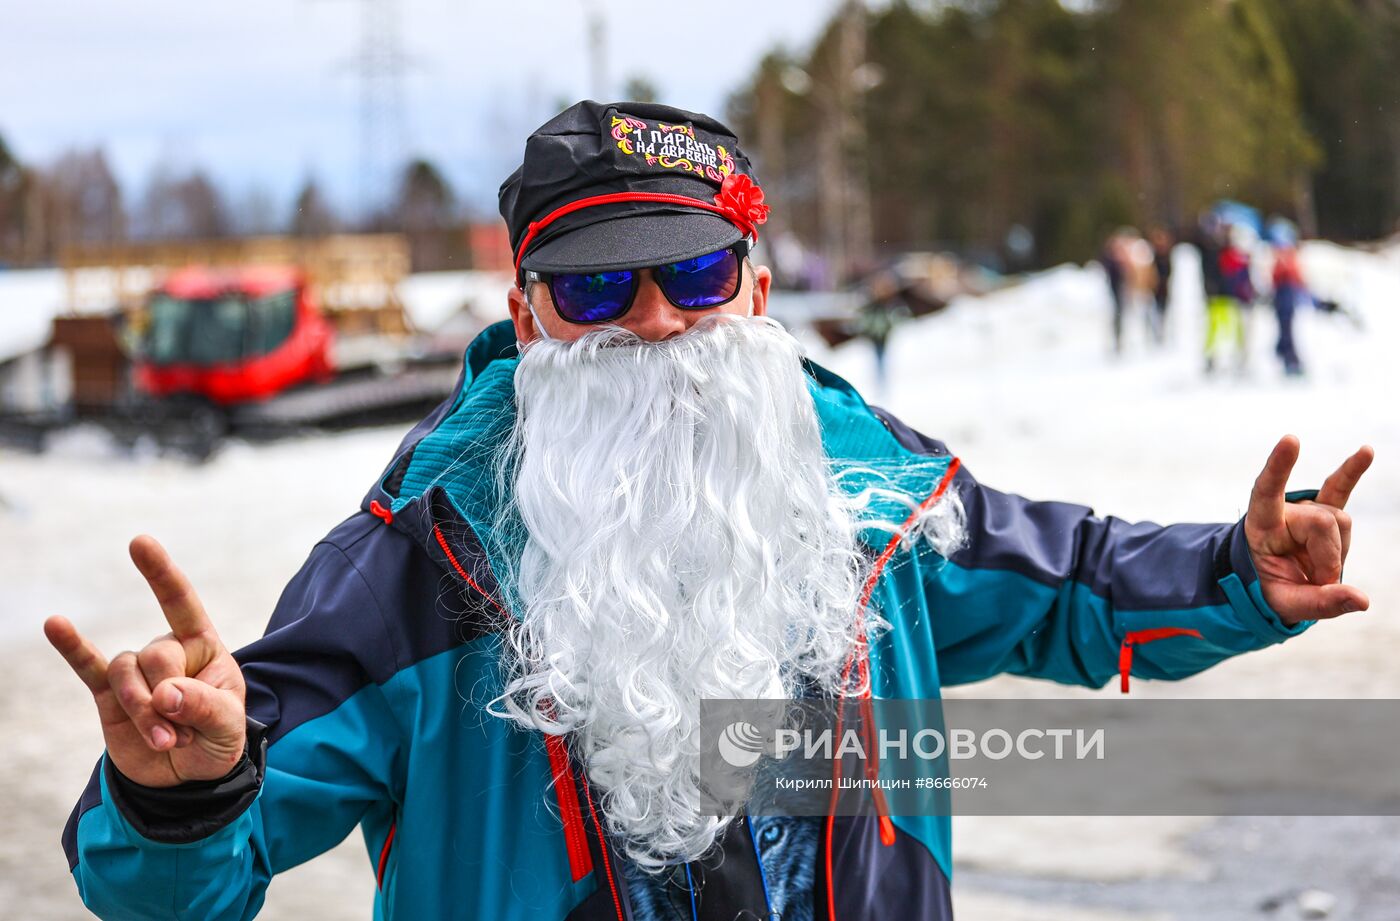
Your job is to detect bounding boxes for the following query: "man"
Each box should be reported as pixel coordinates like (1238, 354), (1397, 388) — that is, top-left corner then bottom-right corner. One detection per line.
(1199, 212), (1255, 376)
(49, 101), (1372, 920)
(1148, 225), (1173, 346)
(1268, 217), (1308, 376)
(1099, 228), (1130, 354)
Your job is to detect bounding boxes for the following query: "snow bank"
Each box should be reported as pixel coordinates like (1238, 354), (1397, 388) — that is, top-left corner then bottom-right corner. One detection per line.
(0, 268), (66, 363)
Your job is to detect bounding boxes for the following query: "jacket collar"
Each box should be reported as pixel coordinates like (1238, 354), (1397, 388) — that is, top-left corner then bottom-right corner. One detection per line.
(360, 320), (521, 605)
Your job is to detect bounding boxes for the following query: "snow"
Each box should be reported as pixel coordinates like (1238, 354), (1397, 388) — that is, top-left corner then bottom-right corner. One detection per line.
(0, 268), (66, 363)
(1, 241), (1397, 919)
(396, 269), (513, 332)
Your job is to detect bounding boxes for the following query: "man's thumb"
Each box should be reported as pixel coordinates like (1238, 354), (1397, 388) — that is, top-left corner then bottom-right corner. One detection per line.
(152, 676), (244, 742)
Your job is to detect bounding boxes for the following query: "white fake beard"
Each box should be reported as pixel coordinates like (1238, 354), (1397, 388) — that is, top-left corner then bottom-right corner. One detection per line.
(492, 313), (965, 871)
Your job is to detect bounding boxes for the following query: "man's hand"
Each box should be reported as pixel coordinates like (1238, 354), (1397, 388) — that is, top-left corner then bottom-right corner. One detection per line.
(1245, 435), (1374, 627)
(44, 535), (247, 787)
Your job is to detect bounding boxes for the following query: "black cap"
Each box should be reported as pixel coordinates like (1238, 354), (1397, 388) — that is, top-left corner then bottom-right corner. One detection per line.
(498, 100), (764, 282)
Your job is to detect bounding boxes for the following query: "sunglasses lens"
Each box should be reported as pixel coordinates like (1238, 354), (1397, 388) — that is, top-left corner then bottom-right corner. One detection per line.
(656, 247), (741, 309)
(551, 271), (635, 323)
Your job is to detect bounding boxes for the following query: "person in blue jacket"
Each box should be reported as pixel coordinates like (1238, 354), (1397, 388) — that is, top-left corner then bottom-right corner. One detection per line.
(1268, 218), (1309, 377)
(47, 101), (1375, 921)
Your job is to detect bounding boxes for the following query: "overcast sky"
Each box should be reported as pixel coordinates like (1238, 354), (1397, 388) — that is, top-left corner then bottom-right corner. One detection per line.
(0, 1), (843, 220)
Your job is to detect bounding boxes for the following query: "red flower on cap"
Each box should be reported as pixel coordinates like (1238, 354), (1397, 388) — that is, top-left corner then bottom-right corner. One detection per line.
(714, 173), (770, 233)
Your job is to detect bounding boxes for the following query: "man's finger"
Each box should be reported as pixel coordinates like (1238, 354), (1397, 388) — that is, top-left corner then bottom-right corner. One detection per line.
(137, 635), (189, 693)
(44, 615), (110, 696)
(1266, 581), (1369, 622)
(1316, 445), (1375, 510)
(1248, 435), (1300, 532)
(108, 651), (179, 751)
(128, 535), (217, 643)
(151, 677), (245, 746)
(1319, 505), (1355, 566)
(1287, 504), (1343, 585)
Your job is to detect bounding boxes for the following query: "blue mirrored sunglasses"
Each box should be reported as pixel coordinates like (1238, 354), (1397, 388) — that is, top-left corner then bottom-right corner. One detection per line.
(525, 240), (749, 325)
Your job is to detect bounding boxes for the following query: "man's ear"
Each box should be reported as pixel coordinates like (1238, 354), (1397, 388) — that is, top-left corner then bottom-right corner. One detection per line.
(508, 285), (539, 344)
(750, 263), (773, 318)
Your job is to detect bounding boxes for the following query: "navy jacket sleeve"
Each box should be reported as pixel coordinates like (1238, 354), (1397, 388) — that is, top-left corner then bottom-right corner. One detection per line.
(871, 410), (1313, 690)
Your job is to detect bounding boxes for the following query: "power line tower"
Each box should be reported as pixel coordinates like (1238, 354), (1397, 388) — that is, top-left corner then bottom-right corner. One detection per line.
(582, 0), (609, 101)
(342, 0), (412, 221)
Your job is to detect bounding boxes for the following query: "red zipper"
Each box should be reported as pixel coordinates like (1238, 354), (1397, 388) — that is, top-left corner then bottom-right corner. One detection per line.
(544, 733), (595, 883)
(420, 525), (597, 890)
(1118, 627), (1204, 693)
(376, 821), (396, 890)
(431, 524), (508, 619)
(825, 458), (961, 921)
(579, 769), (626, 921)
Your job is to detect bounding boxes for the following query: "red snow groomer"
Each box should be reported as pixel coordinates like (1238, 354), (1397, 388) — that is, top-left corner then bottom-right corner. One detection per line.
(134, 266), (335, 406)
(24, 235), (465, 457)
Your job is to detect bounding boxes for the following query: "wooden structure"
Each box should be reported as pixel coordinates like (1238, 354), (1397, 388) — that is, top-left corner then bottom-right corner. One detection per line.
(48, 315), (128, 410)
(58, 234), (413, 335)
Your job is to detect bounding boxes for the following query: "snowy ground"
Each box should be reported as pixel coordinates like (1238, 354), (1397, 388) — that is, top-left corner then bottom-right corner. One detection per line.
(1, 241), (1396, 919)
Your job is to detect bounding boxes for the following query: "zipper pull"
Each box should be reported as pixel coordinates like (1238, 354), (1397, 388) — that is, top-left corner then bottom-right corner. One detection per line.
(1119, 627), (1205, 694)
(878, 812), (897, 846)
(869, 786), (897, 846)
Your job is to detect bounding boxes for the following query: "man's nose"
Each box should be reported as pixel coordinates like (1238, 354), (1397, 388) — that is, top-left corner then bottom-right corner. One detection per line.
(623, 273), (689, 341)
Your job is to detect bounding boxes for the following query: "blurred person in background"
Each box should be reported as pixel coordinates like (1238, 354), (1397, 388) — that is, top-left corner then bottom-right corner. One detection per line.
(1267, 217), (1308, 377)
(855, 268), (913, 395)
(45, 101), (1375, 921)
(1099, 227), (1130, 354)
(1101, 226), (1158, 355)
(1219, 222), (1259, 374)
(1199, 212), (1244, 375)
(1148, 225), (1174, 345)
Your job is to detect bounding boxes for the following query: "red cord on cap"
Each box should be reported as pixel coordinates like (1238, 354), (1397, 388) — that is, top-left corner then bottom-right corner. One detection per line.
(512, 174), (770, 288)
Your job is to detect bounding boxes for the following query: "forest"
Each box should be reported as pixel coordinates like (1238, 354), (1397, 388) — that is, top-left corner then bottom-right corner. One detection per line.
(3, 0), (1398, 276)
(728, 0), (1400, 274)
